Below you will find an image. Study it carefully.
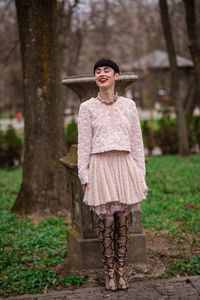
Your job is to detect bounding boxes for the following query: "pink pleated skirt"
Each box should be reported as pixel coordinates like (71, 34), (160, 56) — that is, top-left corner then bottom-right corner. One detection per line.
(83, 150), (148, 217)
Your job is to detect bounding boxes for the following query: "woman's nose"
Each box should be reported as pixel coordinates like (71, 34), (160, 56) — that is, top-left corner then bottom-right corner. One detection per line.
(99, 70), (106, 76)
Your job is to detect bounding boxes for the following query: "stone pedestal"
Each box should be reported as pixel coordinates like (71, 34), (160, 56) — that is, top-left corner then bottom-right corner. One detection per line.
(60, 145), (146, 269)
(127, 211), (147, 264)
(62, 73), (138, 103)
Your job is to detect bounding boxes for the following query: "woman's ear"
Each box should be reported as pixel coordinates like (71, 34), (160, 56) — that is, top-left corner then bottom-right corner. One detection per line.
(115, 73), (119, 80)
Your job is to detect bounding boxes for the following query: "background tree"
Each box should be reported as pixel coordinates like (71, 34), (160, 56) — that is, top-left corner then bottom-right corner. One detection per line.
(1, 0), (198, 158)
(159, 0), (190, 156)
(0, 0), (193, 111)
(183, 0), (200, 114)
(0, 1), (22, 115)
(12, 0), (69, 217)
(58, 0), (85, 76)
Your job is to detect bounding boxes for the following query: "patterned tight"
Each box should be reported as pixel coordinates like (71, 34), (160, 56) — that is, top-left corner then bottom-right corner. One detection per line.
(99, 210), (129, 220)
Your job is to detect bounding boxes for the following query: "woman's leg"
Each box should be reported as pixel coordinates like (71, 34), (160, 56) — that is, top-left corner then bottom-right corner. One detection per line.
(114, 211), (129, 290)
(98, 214), (117, 292)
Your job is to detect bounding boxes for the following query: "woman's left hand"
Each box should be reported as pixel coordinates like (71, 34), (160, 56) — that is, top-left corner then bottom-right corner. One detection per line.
(83, 183), (89, 193)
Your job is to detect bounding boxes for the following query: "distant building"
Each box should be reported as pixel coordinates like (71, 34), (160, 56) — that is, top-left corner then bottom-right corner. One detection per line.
(122, 49), (194, 108)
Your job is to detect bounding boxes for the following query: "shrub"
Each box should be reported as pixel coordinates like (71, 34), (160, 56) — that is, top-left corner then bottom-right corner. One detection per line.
(0, 113), (12, 119)
(154, 109), (178, 154)
(65, 118), (78, 151)
(187, 115), (200, 150)
(0, 126), (23, 167)
(141, 120), (155, 155)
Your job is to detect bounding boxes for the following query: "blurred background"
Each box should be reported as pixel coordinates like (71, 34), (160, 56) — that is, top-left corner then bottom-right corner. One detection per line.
(0, 0), (199, 115)
(1, 0), (200, 162)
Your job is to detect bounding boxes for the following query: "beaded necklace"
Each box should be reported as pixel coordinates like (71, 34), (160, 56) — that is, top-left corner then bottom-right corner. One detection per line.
(97, 92), (118, 105)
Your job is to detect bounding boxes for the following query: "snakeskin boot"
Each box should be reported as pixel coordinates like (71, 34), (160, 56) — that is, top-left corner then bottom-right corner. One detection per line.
(98, 218), (118, 292)
(114, 214), (129, 290)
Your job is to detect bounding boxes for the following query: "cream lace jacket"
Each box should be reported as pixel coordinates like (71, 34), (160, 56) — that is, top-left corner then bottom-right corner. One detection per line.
(77, 96), (146, 185)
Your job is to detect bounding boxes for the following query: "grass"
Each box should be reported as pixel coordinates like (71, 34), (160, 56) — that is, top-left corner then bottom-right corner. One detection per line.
(0, 167), (88, 297)
(169, 255), (200, 276)
(0, 155), (200, 296)
(142, 154), (200, 236)
(142, 154), (200, 278)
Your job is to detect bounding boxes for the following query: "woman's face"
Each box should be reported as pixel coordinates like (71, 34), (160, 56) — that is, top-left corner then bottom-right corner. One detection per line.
(94, 66), (119, 89)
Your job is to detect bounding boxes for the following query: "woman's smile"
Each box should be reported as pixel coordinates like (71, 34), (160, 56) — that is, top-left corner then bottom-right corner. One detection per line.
(99, 78), (108, 83)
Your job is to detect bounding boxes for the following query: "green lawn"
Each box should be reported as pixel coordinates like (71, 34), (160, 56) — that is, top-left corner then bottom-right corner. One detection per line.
(142, 154), (200, 236)
(0, 168), (87, 297)
(0, 155), (200, 297)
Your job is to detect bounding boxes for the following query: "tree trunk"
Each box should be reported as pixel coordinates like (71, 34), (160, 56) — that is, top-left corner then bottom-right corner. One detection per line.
(183, 0), (200, 108)
(12, 0), (69, 217)
(159, 0), (190, 156)
(183, 77), (197, 116)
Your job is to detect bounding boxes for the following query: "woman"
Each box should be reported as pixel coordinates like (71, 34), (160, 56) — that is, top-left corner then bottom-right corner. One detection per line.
(77, 58), (148, 292)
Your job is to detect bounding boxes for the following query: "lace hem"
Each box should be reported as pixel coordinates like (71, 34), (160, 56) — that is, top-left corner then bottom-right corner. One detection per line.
(88, 201), (141, 217)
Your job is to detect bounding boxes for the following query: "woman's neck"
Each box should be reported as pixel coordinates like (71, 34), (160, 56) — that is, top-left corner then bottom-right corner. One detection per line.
(99, 88), (115, 103)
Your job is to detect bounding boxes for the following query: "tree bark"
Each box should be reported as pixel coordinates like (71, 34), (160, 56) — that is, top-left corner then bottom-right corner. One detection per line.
(183, 0), (200, 108)
(12, 0), (69, 216)
(183, 77), (197, 116)
(159, 0), (190, 156)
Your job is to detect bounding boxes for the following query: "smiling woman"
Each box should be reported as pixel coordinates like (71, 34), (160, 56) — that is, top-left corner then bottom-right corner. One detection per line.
(94, 59), (119, 104)
(77, 58), (148, 292)
(94, 65), (119, 104)
(95, 66), (118, 85)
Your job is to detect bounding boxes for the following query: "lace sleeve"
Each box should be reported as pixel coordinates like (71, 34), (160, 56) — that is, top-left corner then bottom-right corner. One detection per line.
(77, 103), (93, 184)
(129, 100), (146, 175)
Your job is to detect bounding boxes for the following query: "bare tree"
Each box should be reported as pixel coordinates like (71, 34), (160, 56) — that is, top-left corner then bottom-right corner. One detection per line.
(0, 1), (22, 114)
(58, 0), (84, 75)
(183, 0), (200, 110)
(0, 0), (194, 114)
(159, 0), (190, 156)
(12, 0), (69, 217)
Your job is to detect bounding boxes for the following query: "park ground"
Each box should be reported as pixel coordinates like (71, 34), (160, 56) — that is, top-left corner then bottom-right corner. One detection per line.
(0, 154), (200, 298)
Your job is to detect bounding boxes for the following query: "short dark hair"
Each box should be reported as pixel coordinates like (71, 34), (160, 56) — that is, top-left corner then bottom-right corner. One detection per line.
(94, 58), (120, 74)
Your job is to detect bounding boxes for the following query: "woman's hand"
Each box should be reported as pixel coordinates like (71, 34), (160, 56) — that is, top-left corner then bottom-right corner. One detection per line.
(83, 183), (89, 193)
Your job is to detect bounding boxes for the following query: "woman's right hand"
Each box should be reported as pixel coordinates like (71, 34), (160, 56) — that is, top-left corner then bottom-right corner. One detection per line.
(83, 183), (89, 193)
